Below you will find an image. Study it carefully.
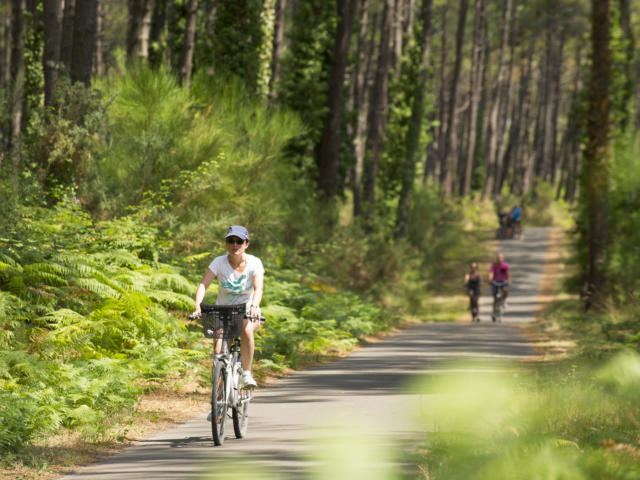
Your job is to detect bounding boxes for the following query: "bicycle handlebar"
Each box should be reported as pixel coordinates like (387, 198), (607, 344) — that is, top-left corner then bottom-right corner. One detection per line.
(188, 312), (265, 323)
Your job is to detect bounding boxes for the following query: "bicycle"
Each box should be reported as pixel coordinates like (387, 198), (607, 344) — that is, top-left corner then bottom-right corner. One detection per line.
(496, 212), (511, 240)
(491, 281), (507, 322)
(190, 303), (265, 446)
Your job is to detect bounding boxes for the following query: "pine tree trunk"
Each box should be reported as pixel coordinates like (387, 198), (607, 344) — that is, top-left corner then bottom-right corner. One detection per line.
(43, 0), (62, 107)
(127, 0), (153, 61)
(555, 119), (572, 200)
(395, 0), (433, 235)
(549, 32), (564, 184)
(481, 0), (512, 199)
(532, 74), (545, 183)
(94, 0), (104, 76)
(582, 0), (610, 310)
(149, 0), (167, 68)
(268, 0), (286, 101)
(317, 0), (358, 201)
(353, 4), (375, 218)
(565, 130), (580, 201)
(514, 48), (538, 196)
(439, 0), (468, 195)
(60, 0), (75, 74)
(165, 0), (178, 69)
(1, 19), (10, 89)
(70, 0), (97, 85)
(180, 0), (199, 88)
(390, 0), (407, 76)
(459, 0), (485, 196)
(434, 5), (447, 185)
(363, 0), (393, 220)
(9, 0), (26, 162)
(501, 37), (534, 194)
(493, 0), (517, 195)
(636, 52), (640, 128)
(617, 0), (634, 131)
(541, 18), (557, 183)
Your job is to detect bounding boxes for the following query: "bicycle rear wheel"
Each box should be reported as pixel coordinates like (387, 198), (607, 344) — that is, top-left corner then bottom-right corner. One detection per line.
(495, 294), (503, 322)
(211, 361), (228, 445)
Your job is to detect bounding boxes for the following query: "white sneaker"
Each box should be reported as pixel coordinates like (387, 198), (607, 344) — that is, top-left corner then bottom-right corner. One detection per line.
(242, 371), (257, 389)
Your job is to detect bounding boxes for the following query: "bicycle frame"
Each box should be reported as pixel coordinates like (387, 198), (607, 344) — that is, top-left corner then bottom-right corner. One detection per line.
(214, 337), (250, 411)
(492, 282), (506, 322)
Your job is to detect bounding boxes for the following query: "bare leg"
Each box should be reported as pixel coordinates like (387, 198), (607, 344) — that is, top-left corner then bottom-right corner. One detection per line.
(240, 319), (258, 372)
(468, 290), (477, 321)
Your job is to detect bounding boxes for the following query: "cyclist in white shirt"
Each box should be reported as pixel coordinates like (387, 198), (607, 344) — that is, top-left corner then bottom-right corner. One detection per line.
(193, 225), (264, 388)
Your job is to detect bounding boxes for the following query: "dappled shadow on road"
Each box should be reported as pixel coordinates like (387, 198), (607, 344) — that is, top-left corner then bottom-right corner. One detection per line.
(255, 323), (538, 404)
(62, 435), (314, 479)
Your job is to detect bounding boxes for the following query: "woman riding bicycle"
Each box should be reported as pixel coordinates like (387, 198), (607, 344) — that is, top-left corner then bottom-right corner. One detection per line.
(464, 262), (481, 322)
(488, 252), (510, 322)
(193, 225), (264, 388)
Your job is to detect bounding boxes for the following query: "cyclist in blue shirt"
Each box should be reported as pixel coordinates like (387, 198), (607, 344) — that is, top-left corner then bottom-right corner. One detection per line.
(509, 205), (522, 237)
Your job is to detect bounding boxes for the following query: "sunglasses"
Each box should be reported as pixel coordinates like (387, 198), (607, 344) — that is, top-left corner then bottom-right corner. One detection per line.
(226, 237), (246, 245)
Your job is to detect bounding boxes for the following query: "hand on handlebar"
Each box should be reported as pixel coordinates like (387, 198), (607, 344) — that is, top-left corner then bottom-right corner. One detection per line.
(188, 311), (201, 320)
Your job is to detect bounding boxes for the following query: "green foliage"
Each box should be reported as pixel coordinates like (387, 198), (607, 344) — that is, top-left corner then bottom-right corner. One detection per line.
(256, 268), (391, 369)
(379, 25), (434, 205)
(95, 65), (209, 212)
(93, 66), (305, 254)
(23, 5), (44, 129)
(608, 132), (640, 304)
(0, 196), (205, 452)
(415, 353), (640, 479)
(21, 78), (106, 198)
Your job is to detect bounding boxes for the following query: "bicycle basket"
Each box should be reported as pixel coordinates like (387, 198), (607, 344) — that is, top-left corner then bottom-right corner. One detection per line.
(200, 303), (246, 339)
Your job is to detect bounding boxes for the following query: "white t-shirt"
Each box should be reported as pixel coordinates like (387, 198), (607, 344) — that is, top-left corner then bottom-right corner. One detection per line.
(207, 254), (264, 308)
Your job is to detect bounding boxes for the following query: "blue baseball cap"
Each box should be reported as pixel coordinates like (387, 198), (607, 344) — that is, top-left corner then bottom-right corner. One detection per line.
(224, 225), (249, 241)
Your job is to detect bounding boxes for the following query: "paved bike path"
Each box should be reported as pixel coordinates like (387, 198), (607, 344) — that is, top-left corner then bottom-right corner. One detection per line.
(59, 227), (552, 480)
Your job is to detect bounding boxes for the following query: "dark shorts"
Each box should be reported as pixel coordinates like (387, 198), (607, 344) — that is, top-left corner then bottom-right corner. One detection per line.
(491, 281), (509, 297)
(467, 285), (480, 296)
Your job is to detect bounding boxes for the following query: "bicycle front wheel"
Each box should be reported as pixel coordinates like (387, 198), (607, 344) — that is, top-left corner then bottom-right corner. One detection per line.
(233, 386), (250, 438)
(211, 361), (228, 446)
(495, 296), (504, 322)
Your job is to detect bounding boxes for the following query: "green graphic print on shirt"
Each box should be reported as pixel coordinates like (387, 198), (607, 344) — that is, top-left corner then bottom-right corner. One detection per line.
(220, 274), (248, 294)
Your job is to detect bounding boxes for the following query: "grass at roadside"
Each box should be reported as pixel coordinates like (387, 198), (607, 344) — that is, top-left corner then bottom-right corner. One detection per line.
(414, 227), (640, 479)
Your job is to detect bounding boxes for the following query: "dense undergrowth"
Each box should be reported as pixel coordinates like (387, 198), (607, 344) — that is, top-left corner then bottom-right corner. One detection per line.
(0, 68), (486, 461)
(0, 194), (399, 455)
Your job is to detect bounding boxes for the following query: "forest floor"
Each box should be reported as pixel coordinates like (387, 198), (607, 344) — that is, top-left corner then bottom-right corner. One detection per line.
(2, 227), (568, 480)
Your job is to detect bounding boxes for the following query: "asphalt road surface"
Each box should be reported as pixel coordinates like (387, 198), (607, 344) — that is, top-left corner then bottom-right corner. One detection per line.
(59, 227), (552, 480)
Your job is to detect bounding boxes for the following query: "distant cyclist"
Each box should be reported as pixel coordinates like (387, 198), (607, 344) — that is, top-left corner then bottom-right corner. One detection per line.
(193, 225), (264, 388)
(509, 204), (522, 237)
(488, 253), (510, 322)
(464, 262), (481, 322)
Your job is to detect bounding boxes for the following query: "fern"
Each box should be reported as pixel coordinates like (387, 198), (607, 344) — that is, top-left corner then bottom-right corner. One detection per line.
(146, 290), (193, 310)
(23, 266), (68, 287)
(149, 272), (193, 295)
(90, 250), (142, 268)
(71, 278), (121, 299)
